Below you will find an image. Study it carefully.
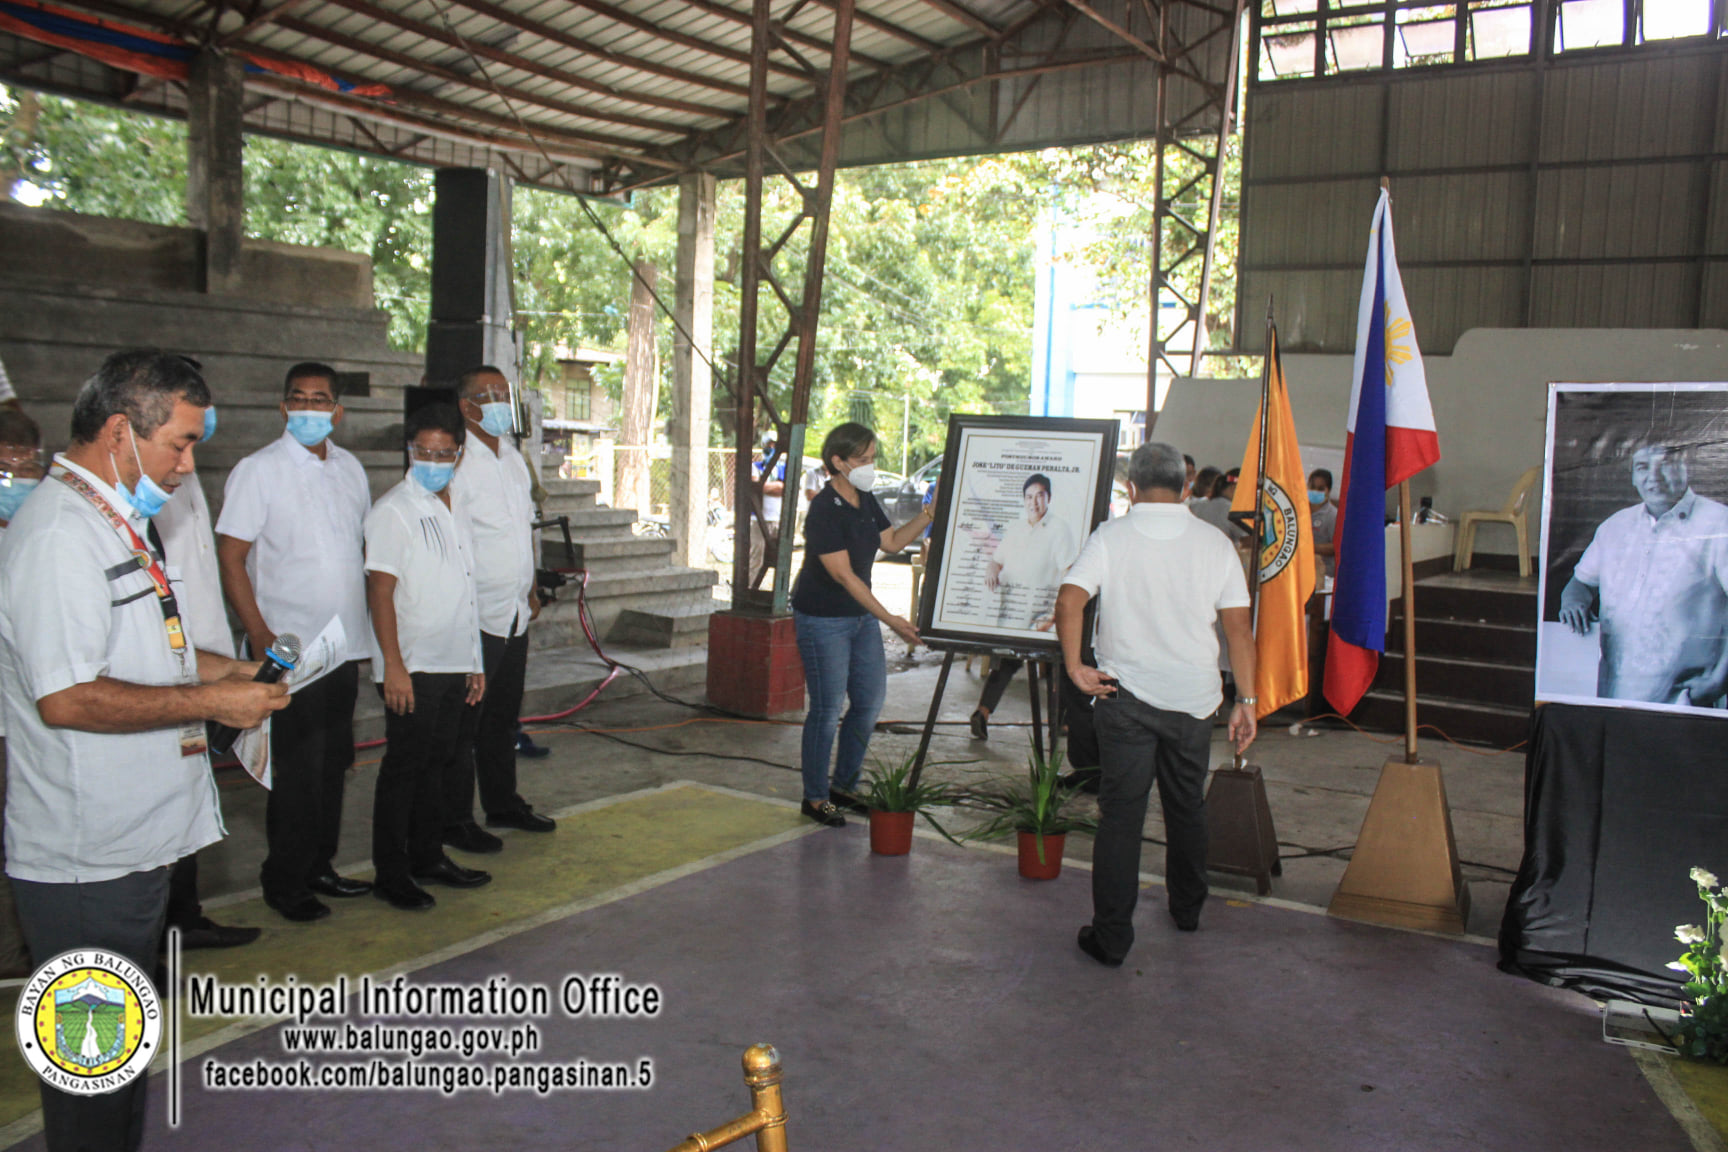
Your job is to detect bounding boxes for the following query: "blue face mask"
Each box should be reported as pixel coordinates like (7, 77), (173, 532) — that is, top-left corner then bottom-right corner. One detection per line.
(117, 428), (171, 519)
(478, 402), (514, 438)
(0, 478), (37, 522)
(286, 411), (334, 448)
(411, 461), (456, 494)
(1307, 489), (1327, 505)
(201, 407), (217, 443)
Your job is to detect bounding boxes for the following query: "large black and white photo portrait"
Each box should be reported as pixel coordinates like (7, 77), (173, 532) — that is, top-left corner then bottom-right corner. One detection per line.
(1536, 383), (1728, 718)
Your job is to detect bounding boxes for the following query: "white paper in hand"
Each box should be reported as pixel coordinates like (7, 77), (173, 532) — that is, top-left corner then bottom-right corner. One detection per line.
(236, 718), (272, 789)
(286, 616), (347, 694)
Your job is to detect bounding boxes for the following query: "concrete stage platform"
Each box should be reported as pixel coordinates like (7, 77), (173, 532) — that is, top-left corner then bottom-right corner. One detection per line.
(5, 784), (1692, 1152)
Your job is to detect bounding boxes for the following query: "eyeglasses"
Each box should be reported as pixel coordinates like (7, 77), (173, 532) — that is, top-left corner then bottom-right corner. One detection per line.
(285, 395), (339, 411)
(407, 444), (462, 464)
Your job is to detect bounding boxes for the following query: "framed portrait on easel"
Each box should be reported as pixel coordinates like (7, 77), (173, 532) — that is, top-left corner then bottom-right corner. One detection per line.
(916, 415), (1119, 655)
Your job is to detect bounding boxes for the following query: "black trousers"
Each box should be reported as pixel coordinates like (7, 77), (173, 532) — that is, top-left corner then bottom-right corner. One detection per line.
(977, 658), (1022, 713)
(449, 629), (529, 827)
(373, 673), (467, 885)
(13, 866), (171, 1152)
(1090, 689), (1213, 960)
(261, 661), (360, 901)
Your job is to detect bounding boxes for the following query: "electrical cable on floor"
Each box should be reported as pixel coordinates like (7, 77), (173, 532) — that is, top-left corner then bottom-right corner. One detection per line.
(1304, 711), (1527, 757)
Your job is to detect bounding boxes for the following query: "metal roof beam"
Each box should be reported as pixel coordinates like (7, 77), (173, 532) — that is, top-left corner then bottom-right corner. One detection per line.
(560, 0), (809, 80)
(440, 0), (755, 99)
(1060, 0), (1164, 62)
(263, 14), (688, 135)
(670, 0), (898, 71)
(312, 0), (725, 119)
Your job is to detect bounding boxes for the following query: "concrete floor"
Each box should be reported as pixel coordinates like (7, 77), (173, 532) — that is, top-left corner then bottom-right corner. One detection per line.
(133, 809), (1687, 1152)
(196, 640), (1526, 941)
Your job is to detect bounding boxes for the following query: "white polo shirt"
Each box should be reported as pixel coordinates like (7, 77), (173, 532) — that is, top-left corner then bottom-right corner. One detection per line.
(993, 511), (1080, 589)
(156, 471), (235, 658)
(0, 457), (224, 883)
(216, 430), (371, 661)
(364, 474), (483, 677)
(454, 434), (535, 638)
(1062, 501), (1251, 718)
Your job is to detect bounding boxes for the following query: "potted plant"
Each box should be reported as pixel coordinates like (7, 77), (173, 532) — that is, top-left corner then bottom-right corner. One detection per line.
(957, 751), (1098, 880)
(1668, 865), (1728, 1065)
(858, 756), (962, 856)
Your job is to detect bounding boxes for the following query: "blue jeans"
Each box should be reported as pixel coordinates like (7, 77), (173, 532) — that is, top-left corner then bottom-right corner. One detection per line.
(794, 611), (887, 803)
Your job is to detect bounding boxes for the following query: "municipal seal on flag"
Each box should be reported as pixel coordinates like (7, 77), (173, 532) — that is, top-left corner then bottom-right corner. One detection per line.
(16, 949), (160, 1095)
(1256, 478), (1301, 585)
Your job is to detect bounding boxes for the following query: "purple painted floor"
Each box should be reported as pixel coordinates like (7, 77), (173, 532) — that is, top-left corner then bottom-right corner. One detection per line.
(89, 825), (1691, 1151)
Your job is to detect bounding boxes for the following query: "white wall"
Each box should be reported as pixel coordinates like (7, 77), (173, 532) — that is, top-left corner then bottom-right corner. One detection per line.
(1151, 328), (1728, 556)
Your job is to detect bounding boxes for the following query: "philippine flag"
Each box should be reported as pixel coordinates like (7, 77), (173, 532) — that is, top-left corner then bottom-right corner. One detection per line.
(1323, 188), (1441, 716)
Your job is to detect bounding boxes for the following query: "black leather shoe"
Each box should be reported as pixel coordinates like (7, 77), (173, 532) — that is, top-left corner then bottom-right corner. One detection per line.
(264, 892), (330, 923)
(412, 857), (493, 889)
(373, 878), (435, 911)
(828, 788), (869, 815)
(1077, 925), (1124, 967)
(309, 871), (373, 899)
(969, 709), (989, 740)
(1170, 909), (1200, 933)
(180, 918), (262, 949)
(444, 822), (505, 854)
(485, 807), (556, 833)
(800, 799), (846, 827)
(515, 731), (552, 759)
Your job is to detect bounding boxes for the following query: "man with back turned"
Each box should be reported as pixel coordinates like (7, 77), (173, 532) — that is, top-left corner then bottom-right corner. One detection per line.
(1056, 442), (1257, 966)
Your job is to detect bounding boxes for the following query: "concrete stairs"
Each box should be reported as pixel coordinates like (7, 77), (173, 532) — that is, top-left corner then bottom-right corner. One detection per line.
(1354, 571), (1537, 748)
(534, 477), (717, 653)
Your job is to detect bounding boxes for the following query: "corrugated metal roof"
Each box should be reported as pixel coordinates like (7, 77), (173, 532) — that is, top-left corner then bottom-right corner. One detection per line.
(0, 0), (1225, 191)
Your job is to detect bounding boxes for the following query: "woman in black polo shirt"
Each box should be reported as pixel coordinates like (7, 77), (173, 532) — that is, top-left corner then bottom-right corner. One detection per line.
(793, 422), (936, 827)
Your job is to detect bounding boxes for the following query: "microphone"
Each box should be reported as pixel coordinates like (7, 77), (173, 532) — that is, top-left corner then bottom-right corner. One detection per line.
(208, 633), (300, 756)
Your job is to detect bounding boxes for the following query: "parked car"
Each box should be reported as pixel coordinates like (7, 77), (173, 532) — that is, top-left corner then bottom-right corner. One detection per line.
(879, 456), (943, 530)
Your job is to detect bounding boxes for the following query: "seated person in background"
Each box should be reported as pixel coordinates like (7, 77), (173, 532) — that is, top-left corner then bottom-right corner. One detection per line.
(365, 403), (492, 911)
(1308, 468), (1337, 581)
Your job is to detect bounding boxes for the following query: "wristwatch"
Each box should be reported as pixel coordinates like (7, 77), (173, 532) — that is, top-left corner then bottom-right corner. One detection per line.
(1236, 696), (1257, 707)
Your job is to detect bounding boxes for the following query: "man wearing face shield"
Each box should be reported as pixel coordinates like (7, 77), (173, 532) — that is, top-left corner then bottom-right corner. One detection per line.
(216, 363), (374, 923)
(0, 349), (288, 1149)
(1560, 433), (1728, 706)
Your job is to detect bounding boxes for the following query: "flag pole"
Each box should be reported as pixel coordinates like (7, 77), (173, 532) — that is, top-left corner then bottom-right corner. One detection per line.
(1380, 175), (1420, 765)
(1248, 297), (1275, 628)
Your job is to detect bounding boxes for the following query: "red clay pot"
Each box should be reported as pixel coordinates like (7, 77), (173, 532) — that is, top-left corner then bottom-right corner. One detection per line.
(1017, 831), (1066, 879)
(869, 810), (916, 855)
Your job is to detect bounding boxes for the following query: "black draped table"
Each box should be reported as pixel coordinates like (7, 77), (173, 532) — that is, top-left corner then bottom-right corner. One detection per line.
(1498, 703), (1728, 1004)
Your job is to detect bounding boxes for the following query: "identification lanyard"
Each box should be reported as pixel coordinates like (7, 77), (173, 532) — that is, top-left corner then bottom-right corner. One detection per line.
(54, 465), (206, 757)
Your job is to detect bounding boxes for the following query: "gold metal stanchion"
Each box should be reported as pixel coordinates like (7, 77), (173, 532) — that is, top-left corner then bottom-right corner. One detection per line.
(664, 1044), (789, 1152)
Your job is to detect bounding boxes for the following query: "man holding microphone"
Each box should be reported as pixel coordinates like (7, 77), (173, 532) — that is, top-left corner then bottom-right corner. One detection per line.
(0, 349), (287, 1149)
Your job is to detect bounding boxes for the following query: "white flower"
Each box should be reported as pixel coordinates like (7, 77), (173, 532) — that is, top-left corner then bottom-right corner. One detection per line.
(1677, 924), (1706, 945)
(1691, 867), (1719, 888)
(1668, 961), (1692, 972)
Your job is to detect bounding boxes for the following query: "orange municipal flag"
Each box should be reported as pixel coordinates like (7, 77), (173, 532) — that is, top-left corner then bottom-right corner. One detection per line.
(1230, 324), (1316, 719)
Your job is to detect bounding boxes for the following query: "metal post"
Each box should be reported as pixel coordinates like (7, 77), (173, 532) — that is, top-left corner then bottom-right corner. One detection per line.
(730, 0), (772, 611)
(1399, 480), (1418, 763)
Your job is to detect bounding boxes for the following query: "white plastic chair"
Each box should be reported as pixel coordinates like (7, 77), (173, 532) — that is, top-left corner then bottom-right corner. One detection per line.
(1453, 466), (1541, 578)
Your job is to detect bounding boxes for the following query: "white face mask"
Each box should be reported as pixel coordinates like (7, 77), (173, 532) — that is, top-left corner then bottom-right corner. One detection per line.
(846, 462), (876, 491)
